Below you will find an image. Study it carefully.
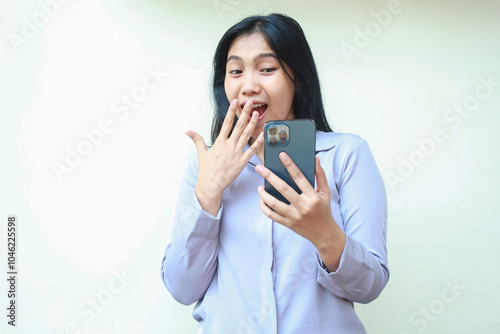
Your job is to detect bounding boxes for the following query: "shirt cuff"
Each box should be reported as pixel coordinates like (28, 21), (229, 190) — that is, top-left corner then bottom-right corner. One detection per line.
(187, 189), (223, 239)
(316, 235), (362, 280)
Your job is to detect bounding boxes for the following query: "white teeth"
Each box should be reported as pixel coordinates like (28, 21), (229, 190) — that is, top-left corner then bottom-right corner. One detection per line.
(241, 103), (266, 109)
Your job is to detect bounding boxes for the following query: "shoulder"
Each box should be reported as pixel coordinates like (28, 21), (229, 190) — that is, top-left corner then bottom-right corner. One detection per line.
(316, 131), (369, 154)
(316, 131), (383, 189)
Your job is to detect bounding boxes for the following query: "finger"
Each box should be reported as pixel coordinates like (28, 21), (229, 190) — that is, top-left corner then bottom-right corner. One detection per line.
(314, 156), (331, 197)
(219, 99), (238, 139)
(236, 110), (260, 150)
(242, 131), (264, 158)
(255, 164), (300, 204)
(257, 187), (288, 223)
(186, 130), (207, 154)
(230, 100), (253, 142)
(279, 152), (315, 195)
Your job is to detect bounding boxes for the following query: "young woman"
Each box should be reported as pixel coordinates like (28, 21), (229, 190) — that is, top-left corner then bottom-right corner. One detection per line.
(161, 14), (389, 333)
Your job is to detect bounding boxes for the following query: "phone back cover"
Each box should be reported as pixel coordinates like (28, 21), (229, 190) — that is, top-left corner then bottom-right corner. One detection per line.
(264, 119), (316, 204)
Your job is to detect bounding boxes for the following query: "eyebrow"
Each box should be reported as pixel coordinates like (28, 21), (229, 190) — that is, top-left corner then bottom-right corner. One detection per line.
(227, 52), (278, 63)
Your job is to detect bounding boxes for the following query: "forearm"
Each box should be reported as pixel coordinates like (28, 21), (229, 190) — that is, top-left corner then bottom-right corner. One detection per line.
(161, 228), (219, 305)
(161, 187), (221, 305)
(317, 235), (389, 304)
(314, 222), (347, 273)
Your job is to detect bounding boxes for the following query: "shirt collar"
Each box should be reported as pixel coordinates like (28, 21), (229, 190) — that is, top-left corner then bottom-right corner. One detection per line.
(248, 150), (263, 166)
(315, 131), (337, 152)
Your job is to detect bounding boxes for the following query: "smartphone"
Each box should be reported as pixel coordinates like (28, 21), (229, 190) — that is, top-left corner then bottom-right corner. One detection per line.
(264, 119), (316, 204)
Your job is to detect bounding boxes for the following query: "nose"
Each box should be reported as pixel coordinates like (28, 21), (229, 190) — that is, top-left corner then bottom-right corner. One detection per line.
(241, 72), (261, 96)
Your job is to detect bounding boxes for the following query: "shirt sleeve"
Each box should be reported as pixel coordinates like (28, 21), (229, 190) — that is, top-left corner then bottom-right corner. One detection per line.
(316, 136), (389, 304)
(160, 154), (222, 305)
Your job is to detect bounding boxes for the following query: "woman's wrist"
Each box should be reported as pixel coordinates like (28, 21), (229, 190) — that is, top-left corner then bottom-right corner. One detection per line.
(314, 224), (346, 273)
(195, 186), (222, 217)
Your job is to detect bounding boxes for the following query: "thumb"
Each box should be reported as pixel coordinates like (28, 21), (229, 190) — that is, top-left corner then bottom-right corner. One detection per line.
(186, 130), (208, 154)
(314, 156), (330, 198)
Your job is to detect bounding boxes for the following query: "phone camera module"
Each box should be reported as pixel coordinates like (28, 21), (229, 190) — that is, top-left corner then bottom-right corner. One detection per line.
(266, 123), (289, 147)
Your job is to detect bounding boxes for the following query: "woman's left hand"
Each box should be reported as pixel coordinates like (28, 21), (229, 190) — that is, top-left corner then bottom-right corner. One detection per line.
(255, 153), (346, 272)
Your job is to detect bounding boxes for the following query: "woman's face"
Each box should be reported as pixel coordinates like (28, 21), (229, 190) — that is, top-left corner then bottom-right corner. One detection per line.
(224, 32), (296, 139)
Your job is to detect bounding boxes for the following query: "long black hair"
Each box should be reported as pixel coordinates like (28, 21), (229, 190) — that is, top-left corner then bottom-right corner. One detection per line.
(210, 13), (332, 144)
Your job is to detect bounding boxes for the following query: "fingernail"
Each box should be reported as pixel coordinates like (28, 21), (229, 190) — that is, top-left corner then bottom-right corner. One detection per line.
(256, 165), (265, 173)
(280, 152), (289, 161)
(232, 99), (238, 107)
(185, 131), (193, 138)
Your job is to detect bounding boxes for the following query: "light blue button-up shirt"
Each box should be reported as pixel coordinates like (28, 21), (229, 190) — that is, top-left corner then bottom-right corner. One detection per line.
(161, 131), (389, 333)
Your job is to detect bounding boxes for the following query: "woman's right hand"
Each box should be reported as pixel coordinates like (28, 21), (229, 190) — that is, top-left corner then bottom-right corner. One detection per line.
(186, 99), (264, 216)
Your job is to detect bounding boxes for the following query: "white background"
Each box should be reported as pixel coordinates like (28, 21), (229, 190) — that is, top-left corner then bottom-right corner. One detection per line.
(1, 0), (499, 333)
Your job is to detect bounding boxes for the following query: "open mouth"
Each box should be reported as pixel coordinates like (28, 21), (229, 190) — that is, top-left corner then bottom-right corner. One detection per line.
(242, 103), (268, 122)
